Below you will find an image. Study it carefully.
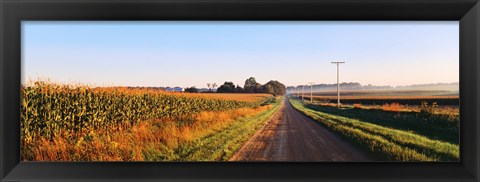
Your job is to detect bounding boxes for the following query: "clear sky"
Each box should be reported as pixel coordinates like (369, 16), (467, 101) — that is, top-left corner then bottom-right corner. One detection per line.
(22, 21), (459, 88)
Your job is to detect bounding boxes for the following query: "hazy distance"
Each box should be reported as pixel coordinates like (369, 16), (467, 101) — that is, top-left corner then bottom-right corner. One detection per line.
(23, 21), (459, 88)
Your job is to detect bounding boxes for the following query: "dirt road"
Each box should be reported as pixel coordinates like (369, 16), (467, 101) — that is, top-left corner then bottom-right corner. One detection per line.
(230, 98), (372, 161)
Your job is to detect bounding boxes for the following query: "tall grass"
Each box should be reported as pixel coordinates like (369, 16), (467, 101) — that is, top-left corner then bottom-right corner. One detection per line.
(289, 98), (459, 161)
(382, 102), (402, 112)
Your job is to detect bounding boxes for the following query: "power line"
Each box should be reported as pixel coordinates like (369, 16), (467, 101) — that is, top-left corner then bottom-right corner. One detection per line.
(331, 61), (345, 107)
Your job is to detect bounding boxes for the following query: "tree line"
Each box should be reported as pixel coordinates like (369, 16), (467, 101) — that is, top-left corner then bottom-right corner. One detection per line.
(185, 77), (286, 96)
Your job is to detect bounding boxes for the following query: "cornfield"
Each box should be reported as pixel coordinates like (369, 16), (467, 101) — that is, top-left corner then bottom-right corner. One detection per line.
(21, 82), (272, 147)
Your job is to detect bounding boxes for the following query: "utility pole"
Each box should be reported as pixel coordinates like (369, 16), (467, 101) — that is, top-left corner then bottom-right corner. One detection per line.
(297, 86), (300, 98)
(302, 85), (305, 101)
(331, 61), (345, 107)
(295, 86), (297, 97)
(308, 82), (314, 103)
(296, 86), (298, 97)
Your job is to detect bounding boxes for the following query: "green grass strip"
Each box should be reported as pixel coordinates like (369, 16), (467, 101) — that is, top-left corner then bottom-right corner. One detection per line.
(169, 97), (283, 161)
(289, 98), (459, 161)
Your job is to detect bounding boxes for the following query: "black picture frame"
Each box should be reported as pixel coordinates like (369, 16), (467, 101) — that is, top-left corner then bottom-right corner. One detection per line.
(1, 0), (479, 181)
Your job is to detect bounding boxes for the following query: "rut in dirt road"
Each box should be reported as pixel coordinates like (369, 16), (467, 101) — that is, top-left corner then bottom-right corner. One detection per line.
(230, 98), (372, 161)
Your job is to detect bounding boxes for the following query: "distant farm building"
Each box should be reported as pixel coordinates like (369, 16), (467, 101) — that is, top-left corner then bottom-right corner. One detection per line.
(165, 87), (184, 92)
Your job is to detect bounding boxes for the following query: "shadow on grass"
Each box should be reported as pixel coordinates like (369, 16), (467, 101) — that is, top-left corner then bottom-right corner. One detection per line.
(304, 103), (459, 144)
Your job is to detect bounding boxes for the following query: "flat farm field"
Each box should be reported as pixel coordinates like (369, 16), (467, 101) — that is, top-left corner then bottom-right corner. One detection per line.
(298, 90), (459, 105)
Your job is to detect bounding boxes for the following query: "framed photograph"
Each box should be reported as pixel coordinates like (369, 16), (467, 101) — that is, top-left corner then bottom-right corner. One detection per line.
(1, 0), (479, 181)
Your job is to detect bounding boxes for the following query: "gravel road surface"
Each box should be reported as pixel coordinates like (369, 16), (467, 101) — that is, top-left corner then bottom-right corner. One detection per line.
(230, 98), (372, 161)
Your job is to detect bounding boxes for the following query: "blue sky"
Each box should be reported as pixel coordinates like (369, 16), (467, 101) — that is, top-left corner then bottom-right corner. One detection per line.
(22, 21), (459, 88)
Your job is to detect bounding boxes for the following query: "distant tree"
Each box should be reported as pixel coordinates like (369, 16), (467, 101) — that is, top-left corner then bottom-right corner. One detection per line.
(263, 80), (286, 96)
(255, 83), (264, 93)
(244, 77), (261, 93)
(243, 77), (287, 95)
(235, 84), (244, 93)
(217, 82), (236, 93)
(184, 86), (198, 93)
(207, 83), (211, 91)
(262, 84), (275, 94)
(286, 86), (296, 94)
(212, 83), (218, 91)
